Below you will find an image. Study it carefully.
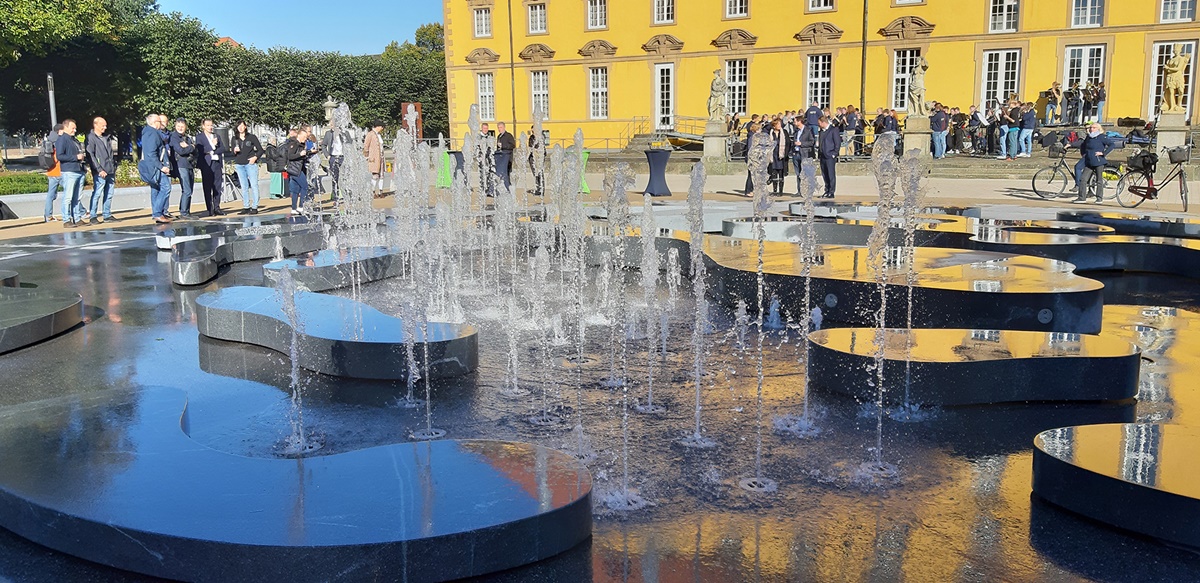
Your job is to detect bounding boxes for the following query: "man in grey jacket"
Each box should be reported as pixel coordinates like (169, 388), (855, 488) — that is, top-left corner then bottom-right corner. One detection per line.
(85, 117), (119, 223)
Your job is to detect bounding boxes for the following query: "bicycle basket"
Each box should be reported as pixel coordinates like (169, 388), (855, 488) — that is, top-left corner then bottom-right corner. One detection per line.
(1128, 151), (1158, 172)
(1167, 146), (1190, 165)
(1048, 143), (1066, 157)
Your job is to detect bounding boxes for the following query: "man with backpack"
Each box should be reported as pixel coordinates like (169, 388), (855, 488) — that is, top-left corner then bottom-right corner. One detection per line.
(138, 114), (173, 223)
(41, 124), (64, 223)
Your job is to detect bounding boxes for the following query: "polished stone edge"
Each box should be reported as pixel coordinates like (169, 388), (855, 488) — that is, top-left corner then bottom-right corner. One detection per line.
(0, 270), (17, 287)
(171, 229), (325, 286)
(195, 288), (478, 380)
(0, 287), (84, 355)
(262, 247), (410, 293)
(807, 330), (1140, 406)
(1058, 210), (1200, 239)
(1032, 424), (1200, 550)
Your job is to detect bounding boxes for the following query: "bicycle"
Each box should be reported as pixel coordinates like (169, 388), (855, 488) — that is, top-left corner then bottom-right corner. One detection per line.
(1114, 146), (1189, 212)
(1033, 143), (1120, 200)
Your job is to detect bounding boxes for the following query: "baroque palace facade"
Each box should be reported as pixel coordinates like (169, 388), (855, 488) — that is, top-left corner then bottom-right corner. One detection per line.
(443, 0), (1199, 141)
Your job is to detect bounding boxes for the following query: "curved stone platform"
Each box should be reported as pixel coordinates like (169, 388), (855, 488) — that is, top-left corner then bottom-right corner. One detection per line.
(1058, 210), (1200, 239)
(171, 224), (324, 286)
(807, 327), (1140, 406)
(196, 286), (477, 380)
(0, 285), (83, 354)
(0, 269), (17, 287)
(0, 387), (592, 582)
(263, 246), (409, 292)
(1033, 423), (1200, 550)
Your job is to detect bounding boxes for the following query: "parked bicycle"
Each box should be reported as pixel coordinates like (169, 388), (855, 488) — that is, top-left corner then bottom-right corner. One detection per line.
(1114, 146), (1189, 212)
(1032, 142), (1120, 200)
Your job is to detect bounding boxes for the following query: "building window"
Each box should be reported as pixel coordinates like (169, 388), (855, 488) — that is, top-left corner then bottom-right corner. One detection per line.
(1151, 41), (1195, 116)
(654, 63), (675, 129)
(989, 0), (1019, 33)
(590, 67), (609, 119)
(1064, 45), (1105, 90)
(894, 0), (923, 4)
(808, 0), (834, 11)
(726, 59), (748, 115)
(1162, 0), (1197, 22)
(473, 8), (492, 38)
(528, 3), (547, 34)
(982, 49), (1021, 105)
(726, 0), (748, 18)
(892, 49), (921, 110)
(1072, 0), (1103, 27)
(806, 54), (832, 108)
(477, 73), (495, 121)
(587, 0), (607, 29)
(531, 70), (550, 118)
(654, 0), (674, 24)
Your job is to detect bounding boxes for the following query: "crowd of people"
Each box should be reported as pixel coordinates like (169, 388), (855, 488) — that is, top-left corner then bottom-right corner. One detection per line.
(40, 113), (392, 226)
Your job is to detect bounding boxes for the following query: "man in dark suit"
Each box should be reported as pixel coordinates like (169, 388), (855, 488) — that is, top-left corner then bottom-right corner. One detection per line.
(1072, 122), (1114, 204)
(195, 119), (227, 216)
(789, 117), (815, 194)
(817, 116), (839, 199)
(495, 122), (516, 192)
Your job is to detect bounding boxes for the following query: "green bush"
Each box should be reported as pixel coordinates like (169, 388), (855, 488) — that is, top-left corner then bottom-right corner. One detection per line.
(0, 172), (48, 196)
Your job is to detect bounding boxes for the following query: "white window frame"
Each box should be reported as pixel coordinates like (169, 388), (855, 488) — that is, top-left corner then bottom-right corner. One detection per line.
(726, 59), (748, 116)
(894, 0), (923, 4)
(530, 70), (550, 118)
(589, 67), (609, 120)
(1063, 45), (1106, 90)
(806, 53), (832, 109)
(653, 0), (675, 24)
(587, 0), (607, 29)
(473, 8), (492, 38)
(1150, 41), (1195, 117)
(1072, 0), (1103, 28)
(726, 0), (748, 18)
(981, 49), (1021, 106)
(808, 0), (834, 12)
(477, 73), (496, 121)
(654, 63), (675, 130)
(892, 48), (921, 111)
(989, 0), (1019, 33)
(527, 3), (547, 34)
(1162, 0), (1197, 22)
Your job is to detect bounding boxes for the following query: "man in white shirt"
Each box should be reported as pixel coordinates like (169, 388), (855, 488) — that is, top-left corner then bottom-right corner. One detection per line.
(321, 126), (350, 201)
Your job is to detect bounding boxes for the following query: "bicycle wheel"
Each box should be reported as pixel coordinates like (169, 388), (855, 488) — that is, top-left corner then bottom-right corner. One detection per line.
(1101, 166), (1123, 200)
(1115, 171), (1148, 208)
(1032, 166), (1068, 199)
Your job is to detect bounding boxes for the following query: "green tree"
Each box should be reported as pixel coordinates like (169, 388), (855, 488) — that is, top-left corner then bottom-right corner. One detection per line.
(0, 0), (114, 65)
(128, 12), (235, 122)
(414, 23), (444, 53)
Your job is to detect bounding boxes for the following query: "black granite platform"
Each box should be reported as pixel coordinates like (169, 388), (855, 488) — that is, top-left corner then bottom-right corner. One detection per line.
(262, 246), (410, 292)
(196, 286), (478, 380)
(807, 327), (1141, 406)
(170, 224), (324, 286)
(1059, 210), (1200, 239)
(1033, 422), (1200, 550)
(0, 387), (592, 582)
(0, 284), (83, 354)
(0, 269), (17, 287)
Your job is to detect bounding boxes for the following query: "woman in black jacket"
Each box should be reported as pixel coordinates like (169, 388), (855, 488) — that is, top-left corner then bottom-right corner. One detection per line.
(230, 121), (265, 214)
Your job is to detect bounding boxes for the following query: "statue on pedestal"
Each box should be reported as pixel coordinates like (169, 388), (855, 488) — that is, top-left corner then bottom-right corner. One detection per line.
(1161, 44), (1192, 114)
(908, 56), (930, 116)
(708, 69), (729, 122)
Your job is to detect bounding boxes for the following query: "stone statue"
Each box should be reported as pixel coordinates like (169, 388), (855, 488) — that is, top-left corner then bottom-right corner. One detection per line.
(708, 69), (729, 121)
(908, 56), (930, 116)
(1161, 44), (1191, 114)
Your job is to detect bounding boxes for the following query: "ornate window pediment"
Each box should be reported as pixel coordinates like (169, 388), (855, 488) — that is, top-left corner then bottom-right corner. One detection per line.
(711, 29), (757, 51)
(641, 34), (684, 57)
(465, 48), (501, 64)
(466, 0), (493, 7)
(794, 22), (844, 45)
(518, 43), (556, 62)
(878, 16), (935, 40)
(578, 39), (618, 58)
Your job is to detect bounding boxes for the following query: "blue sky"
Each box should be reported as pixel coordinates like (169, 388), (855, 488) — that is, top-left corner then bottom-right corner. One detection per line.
(157, 0), (444, 55)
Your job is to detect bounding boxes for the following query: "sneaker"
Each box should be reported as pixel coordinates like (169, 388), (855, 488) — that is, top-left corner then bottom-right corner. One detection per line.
(105, 216), (120, 223)
(995, 155), (1006, 160)
(1071, 198), (1089, 204)
(249, 208), (259, 215)
(64, 221), (76, 228)
(289, 209), (301, 216)
(237, 208), (250, 215)
(1068, 186), (1079, 193)
(1093, 198), (1103, 205)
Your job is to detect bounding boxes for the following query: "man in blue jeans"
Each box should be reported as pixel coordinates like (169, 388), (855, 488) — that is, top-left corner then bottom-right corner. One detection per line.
(1072, 123), (1114, 204)
(56, 119), (87, 228)
(284, 127), (312, 215)
(43, 124), (64, 222)
(930, 103), (948, 159)
(84, 116), (119, 223)
(139, 114), (173, 223)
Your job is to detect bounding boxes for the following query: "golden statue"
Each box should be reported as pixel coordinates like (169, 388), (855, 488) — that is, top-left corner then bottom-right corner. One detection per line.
(1161, 44), (1191, 114)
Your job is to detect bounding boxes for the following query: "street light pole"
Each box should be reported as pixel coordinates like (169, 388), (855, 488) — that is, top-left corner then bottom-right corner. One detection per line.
(47, 73), (58, 127)
(507, 0), (517, 129)
(859, 0), (868, 114)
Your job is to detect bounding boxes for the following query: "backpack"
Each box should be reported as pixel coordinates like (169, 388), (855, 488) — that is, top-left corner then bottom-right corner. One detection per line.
(264, 144), (286, 173)
(38, 134), (56, 170)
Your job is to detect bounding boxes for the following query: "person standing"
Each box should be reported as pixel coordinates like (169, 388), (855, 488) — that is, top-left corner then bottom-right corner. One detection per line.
(930, 103), (949, 159)
(1072, 122), (1114, 204)
(789, 117), (814, 194)
(169, 119), (197, 218)
(1045, 82), (1062, 125)
(195, 119), (226, 216)
(364, 121), (384, 196)
(84, 117), (117, 224)
(230, 121), (264, 215)
(1094, 82), (1107, 124)
(43, 124), (64, 223)
(969, 105), (988, 154)
(285, 127), (313, 215)
(56, 119), (87, 228)
(767, 118), (789, 195)
(321, 124), (350, 201)
(527, 126), (544, 196)
(138, 114), (172, 223)
(817, 116), (839, 198)
(496, 122), (516, 192)
(1018, 102), (1037, 157)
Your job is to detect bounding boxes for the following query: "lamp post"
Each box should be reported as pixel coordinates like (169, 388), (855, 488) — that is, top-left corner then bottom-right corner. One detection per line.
(47, 73), (58, 127)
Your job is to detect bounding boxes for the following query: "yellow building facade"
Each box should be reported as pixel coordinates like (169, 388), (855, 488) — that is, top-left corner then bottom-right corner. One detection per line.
(444, 0), (1200, 143)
